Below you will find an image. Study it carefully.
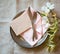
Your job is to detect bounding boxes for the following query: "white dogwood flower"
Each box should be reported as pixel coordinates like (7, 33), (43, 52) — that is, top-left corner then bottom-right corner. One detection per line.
(46, 2), (54, 10)
(41, 6), (50, 13)
(42, 16), (49, 22)
(41, 2), (54, 14)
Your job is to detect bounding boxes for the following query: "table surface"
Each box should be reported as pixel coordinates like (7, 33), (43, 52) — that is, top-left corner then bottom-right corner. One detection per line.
(0, 0), (60, 54)
(0, 22), (60, 54)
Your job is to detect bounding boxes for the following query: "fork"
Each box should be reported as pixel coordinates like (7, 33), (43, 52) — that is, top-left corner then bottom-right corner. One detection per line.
(28, 7), (37, 41)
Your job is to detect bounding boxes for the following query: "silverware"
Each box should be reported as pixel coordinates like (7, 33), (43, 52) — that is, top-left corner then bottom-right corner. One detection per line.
(28, 7), (37, 41)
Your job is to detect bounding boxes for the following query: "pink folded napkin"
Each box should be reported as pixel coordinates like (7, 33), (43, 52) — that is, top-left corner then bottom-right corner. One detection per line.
(20, 7), (50, 46)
